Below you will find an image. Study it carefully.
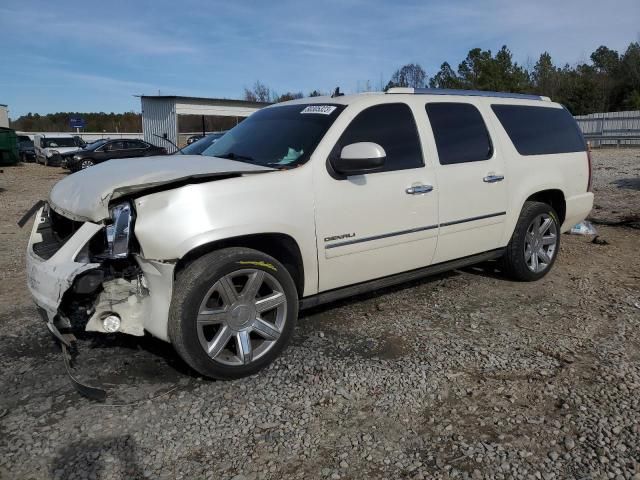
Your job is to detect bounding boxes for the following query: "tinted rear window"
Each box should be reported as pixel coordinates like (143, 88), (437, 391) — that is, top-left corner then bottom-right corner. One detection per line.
(425, 102), (493, 165)
(491, 105), (585, 155)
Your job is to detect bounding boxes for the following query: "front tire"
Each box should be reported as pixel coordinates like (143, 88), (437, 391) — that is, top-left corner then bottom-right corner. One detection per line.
(169, 247), (298, 379)
(502, 201), (560, 281)
(80, 159), (94, 170)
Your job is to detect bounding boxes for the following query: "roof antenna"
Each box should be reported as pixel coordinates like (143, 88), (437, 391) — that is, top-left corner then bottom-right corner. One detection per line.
(331, 87), (344, 98)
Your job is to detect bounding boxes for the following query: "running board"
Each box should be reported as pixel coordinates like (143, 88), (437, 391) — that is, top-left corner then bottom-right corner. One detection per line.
(299, 248), (504, 310)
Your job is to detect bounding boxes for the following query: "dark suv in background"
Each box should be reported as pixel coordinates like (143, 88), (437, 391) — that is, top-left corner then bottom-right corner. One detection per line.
(17, 135), (35, 162)
(63, 139), (167, 172)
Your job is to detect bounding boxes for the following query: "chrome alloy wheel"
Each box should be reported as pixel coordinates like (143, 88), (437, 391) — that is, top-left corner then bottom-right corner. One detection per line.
(196, 269), (287, 366)
(524, 213), (558, 273)
(80, 159), (94, 169)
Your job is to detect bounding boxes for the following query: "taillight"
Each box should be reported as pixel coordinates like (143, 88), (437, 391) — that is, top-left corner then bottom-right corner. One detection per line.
(586, 142), (593, 192)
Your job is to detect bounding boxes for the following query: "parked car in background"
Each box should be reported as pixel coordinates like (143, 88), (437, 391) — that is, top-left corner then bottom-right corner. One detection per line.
(34, 134), (83, 166)
(186, 134), (205, 145)
(178, 132), (226, 155)
(64, 139), (167, 172)
(17, 135), (36, 162)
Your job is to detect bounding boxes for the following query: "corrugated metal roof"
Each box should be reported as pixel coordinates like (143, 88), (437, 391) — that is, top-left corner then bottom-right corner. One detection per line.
(137, 95), (271, 109)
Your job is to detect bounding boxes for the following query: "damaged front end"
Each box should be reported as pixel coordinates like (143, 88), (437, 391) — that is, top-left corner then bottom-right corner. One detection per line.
(61, 200), (150, 337)
(25, 201), (175, 400)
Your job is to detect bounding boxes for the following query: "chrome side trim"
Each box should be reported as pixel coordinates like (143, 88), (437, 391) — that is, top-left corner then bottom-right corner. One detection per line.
(324, 211), (506, 249)
(325, 224), (438, 249)
(440, 211), (506, 227)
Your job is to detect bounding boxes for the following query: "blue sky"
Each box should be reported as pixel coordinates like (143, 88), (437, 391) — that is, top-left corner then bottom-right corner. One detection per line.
(1, 0), (638, 118)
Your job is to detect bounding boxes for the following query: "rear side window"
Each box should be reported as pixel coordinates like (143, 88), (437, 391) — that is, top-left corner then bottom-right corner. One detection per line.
(338, 103), (423, 172)
(425, 103), (493, 165)
(491, 104), (585, 155)
(126, 140), (147, 149)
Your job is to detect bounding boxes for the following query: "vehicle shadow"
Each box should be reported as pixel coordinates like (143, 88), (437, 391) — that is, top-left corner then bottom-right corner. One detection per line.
(50, 435), (145, 480)
(459, 259), (506, 280)
(613, 177), (640, 191)
(74, 330), (199, 380)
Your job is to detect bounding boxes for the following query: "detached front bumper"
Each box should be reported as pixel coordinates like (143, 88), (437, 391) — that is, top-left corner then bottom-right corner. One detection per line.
(26, 204), (176, 399)
(26, 207), (103, 321)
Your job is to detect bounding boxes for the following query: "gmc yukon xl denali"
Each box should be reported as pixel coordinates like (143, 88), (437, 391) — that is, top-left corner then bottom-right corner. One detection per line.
(26, 88), (593, 388)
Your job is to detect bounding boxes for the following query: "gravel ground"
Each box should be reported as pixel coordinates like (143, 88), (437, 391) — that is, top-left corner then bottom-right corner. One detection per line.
(1, 150), (639, 480)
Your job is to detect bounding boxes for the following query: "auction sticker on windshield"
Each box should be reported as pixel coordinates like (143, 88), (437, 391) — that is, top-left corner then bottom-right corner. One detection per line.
(300, 105), (337, 115)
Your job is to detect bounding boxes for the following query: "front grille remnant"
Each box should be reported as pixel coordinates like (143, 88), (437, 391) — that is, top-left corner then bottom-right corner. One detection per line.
(32, 205), (84, 260)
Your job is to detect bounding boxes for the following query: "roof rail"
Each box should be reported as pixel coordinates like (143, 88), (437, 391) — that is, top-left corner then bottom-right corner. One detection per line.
(386, 87), (548, 101)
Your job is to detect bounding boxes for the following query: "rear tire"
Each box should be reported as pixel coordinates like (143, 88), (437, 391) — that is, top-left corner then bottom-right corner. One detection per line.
(169, 247), (298, 379)
(502, 201), (560, 281)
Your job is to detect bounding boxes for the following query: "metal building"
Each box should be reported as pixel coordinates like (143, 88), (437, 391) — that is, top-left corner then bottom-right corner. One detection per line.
(0, 104), (9, 129)
(139, 96), (270, 152)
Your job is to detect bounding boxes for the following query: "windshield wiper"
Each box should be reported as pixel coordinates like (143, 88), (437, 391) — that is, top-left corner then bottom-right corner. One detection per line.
(265, 162), (295, 170)
(217, 152), (256, 163)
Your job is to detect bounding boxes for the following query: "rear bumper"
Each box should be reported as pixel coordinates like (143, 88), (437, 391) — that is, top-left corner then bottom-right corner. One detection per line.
(561, 192), (594, 232)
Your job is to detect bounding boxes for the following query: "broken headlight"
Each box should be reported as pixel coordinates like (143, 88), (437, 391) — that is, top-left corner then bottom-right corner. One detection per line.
(105, 202), (132, 259)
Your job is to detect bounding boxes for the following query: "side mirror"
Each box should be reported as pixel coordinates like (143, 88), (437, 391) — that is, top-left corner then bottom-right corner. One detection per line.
(331, 142), (386, 176)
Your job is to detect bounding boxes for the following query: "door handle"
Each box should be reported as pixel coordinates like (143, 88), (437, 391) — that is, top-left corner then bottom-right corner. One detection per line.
(483, 174), (505, 183)
(406, 184), (433, 195)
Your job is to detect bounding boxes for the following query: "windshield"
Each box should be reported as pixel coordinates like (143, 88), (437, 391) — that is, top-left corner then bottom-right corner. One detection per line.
(43, 137), (77, 148)
(201, 104), (345, 167)
(180, 133), (225, 155)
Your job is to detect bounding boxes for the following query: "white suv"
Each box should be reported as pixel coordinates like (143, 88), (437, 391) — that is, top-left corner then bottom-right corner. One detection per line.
(26, 88), (593, 383)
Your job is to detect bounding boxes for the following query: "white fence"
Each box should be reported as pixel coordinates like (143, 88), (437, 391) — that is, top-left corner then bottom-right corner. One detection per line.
(16, 132), (144, 142)
(575, 111), (640, 147)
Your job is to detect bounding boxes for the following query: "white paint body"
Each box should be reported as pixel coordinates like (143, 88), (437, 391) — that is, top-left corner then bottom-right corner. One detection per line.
(26, 92), (593, 342)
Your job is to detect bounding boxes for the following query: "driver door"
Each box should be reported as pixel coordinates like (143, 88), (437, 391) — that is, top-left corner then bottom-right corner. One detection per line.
(312, 102), (439, 292)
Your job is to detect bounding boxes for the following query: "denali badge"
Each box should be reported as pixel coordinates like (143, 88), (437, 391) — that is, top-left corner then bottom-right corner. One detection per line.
(324, 233), (356, 242)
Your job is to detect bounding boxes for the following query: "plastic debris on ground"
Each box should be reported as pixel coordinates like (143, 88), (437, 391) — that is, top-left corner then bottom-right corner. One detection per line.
(570, 221), (597, 235)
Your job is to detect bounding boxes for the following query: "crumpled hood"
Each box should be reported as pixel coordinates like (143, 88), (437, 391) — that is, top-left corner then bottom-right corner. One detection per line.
(49, 155), (274, 222)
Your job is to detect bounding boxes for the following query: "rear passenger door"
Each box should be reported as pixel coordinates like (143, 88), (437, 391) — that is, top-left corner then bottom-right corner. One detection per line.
(425, 101), (508, 263)
(313, 102), (439, 291)
(98, 141), (126, 160)
(125, 140), (151, 157)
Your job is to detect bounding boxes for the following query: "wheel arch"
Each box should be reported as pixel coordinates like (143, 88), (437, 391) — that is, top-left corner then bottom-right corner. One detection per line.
(524, 189), (566, 225)
(175, 233), (306, 298)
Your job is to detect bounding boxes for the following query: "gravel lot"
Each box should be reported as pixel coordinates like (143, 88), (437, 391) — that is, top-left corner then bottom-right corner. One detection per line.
(1, 150), (639, 480)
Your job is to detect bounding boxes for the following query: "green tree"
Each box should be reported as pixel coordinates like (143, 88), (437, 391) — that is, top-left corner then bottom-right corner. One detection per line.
(429, 62), (462, 89)
(275, 92), (304, 102)
(456, 46), (529, 92)
(617, 42), (640, 109)
(532, 52), (559, 98)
